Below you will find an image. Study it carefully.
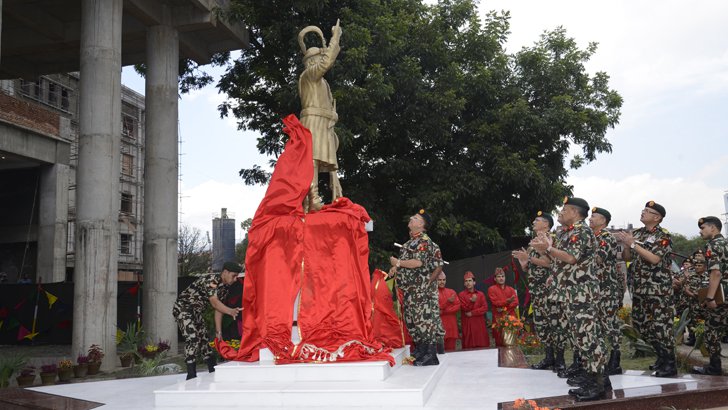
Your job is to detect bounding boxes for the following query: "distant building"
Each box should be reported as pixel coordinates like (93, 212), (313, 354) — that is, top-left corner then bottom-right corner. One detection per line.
(0, 73), (145, 283)
(212, 208), (236, 271)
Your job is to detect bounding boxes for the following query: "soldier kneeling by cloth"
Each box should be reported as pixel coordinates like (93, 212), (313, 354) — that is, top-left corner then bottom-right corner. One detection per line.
(173, 261), (242, 379)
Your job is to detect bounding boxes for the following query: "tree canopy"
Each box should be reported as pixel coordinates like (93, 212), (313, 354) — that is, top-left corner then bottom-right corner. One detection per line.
(217, 0), (622, 266)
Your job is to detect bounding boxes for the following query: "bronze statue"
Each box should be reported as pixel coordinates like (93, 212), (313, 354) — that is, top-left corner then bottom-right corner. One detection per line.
(298, 20), (343, 212)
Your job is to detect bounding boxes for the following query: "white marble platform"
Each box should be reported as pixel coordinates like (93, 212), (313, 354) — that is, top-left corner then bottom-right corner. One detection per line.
(30, 349), (702, 409)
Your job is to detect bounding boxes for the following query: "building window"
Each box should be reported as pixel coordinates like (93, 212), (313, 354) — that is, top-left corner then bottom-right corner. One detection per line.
(122, 116), (136, 139)
(120, 193), (133, 214)
(121, 154), (134, 176)
(120, 234), (132, 255)
(48, 82), (58, 106)
(61, 88), (70, 111)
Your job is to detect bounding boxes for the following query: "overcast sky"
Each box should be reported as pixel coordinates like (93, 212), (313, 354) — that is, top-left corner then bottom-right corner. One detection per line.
(122, 0), (728, 243)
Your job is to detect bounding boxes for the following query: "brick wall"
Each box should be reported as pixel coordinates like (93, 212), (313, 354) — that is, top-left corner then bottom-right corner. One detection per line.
(0, 91), (60, 137)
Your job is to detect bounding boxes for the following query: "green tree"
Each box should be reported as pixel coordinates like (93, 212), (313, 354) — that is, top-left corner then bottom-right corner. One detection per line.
(671, 233), (707, 261)
(178, 224), (211, 276)
(217, 0), (622, 266)
(235, 218), (253, 262)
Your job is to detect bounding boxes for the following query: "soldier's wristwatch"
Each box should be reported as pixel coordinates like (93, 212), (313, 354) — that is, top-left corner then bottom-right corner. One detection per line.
(630, 242), (636, 250)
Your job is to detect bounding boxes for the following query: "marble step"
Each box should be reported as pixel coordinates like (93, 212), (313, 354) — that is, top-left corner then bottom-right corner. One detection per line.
(154, 352), (448, 408)
(214, 347), (410, 383)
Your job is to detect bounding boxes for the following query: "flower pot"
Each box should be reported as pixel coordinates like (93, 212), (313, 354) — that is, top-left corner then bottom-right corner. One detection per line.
(58, 368), (73, 382)
(73, 364), (88, 378)
(87, 362), (101, 375)
(16, 374), (35, 387)
(120, 354), (134, 367)
(503, 330), (517, 347)
(700, 344), (710, 357)
(40, 372), (57, 385)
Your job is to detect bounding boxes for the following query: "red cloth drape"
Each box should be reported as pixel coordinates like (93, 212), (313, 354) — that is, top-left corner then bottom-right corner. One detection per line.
(371, 269), (405, 348)
(216, 115), (392, 365)
(438, 287), (460, 351)
(488, 284), (519, 346)
(458, 289), (490, 348)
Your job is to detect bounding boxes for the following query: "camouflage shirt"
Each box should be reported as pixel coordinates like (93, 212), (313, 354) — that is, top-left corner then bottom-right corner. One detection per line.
(174, 273), (230, 312)
(629, 224), (673, 296)
(550, 220), (599, 303)
(398, 232), (444, 289)
(705, 234), (728, 286)
(527, 233), (555, 298)
(594, 229), (623, 299)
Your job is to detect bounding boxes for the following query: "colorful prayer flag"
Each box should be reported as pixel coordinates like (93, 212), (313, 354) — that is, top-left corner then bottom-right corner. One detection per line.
(45, 291), (58, 309)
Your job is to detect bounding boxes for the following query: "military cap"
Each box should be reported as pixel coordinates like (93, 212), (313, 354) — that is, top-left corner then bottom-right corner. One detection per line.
(536, 210), (554, 228)
(463, 271), (475, 280)
(222, 261), (243, 273)
(563, 196), (589, 210)
(692, 249), (706, 263)
(645, 200), (666, 218)
(417, 208), (432, 229)
(698, 216), (722, 231)
(591, 207), (612, 224)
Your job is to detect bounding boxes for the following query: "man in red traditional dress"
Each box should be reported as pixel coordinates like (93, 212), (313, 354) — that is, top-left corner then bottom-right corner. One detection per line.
(437, 271), (460, 351)
(488, 267), (519, 346)
(458, 271), (490, 348)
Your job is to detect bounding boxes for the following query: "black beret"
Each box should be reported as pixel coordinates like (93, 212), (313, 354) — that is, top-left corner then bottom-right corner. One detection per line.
(645, 200), (666, 218)
(222, 261), (243, 273)
(699, 216), (722, 231)
(536, 210), (554, 227)
(591, 207), (612, 224)
(563, 196), (589, 210)
(418, 209), (432, 229)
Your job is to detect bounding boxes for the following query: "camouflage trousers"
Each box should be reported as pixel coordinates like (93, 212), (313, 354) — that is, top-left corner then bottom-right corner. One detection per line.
(703, 304), (728, 355)
(173, 304), (213, 363)
(531, 291), (561, 348)
(600, 294), (623, 349)
(548, 296), (570, 350)
(400, 275), (440, 345)
(559, 300), (607, 374)
(632, 293), (675, 351)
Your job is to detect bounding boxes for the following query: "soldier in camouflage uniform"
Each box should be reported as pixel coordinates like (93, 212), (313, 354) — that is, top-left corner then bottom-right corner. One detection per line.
(615, 200), (676, 377)
(513, 211), (566, 371)
(684, 251), (708, 346)
(389, 209), (444, 366)
(531, 197), (607, 402)
(692, 216), (728, 375)
(173, 261), (242, 379)
(589, 207), (624, 375)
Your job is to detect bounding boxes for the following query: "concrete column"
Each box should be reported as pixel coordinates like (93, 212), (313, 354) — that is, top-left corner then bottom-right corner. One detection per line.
(73, 0), (122, 371)
(143, 23), (179, 350)
(37, 163), (69, 283)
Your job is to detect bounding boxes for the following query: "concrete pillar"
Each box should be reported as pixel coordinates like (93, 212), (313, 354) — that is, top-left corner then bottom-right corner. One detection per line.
(143, 22), (179, 350)
(73, 0), (122, 371)
(37, 163), (69, 283)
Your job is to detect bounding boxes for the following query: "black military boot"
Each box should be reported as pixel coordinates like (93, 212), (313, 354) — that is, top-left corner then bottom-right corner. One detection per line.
(653, 349), (677, 377)
(685, 331), (696, 347)
(575, 372), (607, 402)
(552, 348), (566, 373)
(206, 355), (217, 373)
(558, 351), (581, 378)
(531, 346), (555, 370)
(603, 372), (612, 390)
(411, 343), (426, 361)
(607, 348), (623, 375)
(649, 343), (664, 371)
(691, 353), (723, 376)
(414, 344), (439, 366)
(436, 342), (445, 355)
(567, 371), (595, 396)
(566, 368), (589, 387)
(186, 361), (197, 380)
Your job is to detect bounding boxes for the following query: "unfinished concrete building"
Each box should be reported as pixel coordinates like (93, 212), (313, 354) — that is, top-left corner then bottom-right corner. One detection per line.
(0, 0), (248, 369)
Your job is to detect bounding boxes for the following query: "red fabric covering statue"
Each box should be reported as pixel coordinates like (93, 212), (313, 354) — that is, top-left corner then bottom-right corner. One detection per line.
(437, 272), (460, 351)
(458, 271), (490, 348)
(488, 267), (519, 346)
(370, 269), (405, 348)
(216, 115), (392, 365)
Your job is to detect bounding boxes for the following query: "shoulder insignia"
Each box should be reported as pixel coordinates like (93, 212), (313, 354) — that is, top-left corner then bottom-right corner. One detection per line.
(660, 239), (669, 247)
(661, 228), (670, 234)
(570, 235), (579, 243)
(600, 240), (607, 247)
(422, 233), (430, 240)
(706, 249), (713, 258)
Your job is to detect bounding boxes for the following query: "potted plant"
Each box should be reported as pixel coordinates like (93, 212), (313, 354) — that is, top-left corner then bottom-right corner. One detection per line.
(87, 344), (104, 375)
(58, 359), (74, 382)
(74, 354), (89, 378)
(118, 322), (144, 367)
(16, 366), (36, 387)
(0, 355), (27, 388)
(138, 343), (160, 360)
(39, 363), (58, 385)
(492, 315), (524, 347)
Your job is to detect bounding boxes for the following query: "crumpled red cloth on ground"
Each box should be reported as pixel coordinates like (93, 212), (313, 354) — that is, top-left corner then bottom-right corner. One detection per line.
(216, 114), (392, 365)
(370, 269), (405, 348)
